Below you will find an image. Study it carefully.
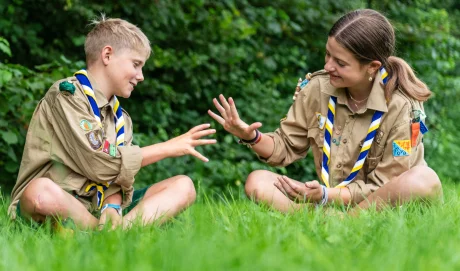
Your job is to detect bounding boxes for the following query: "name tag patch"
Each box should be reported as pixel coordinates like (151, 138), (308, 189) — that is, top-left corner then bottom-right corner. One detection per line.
(393, 140), (411, 157)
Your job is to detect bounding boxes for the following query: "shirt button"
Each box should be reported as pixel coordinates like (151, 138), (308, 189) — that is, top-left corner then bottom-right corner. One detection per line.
(343, 139), (348, 144)
(337, 163), (342, 168)
(332, 139), (337, 143)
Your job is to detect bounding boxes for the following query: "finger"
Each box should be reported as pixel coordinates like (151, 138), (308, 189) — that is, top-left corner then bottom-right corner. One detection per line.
(208, 110), (226, 126)
(189, 123), (211, 134)
(228, 97), (240, 120)
(274, 181), (288, 197)
(219, 94), (231, 114)
(191, 128), (216, 139)
(278, 176), (297, 198)
(281, 176), (302, 193)
(193, 139), (217, 146)
(248, 122), (263, 132)
(213, 98), (228, 119)
(305, 180), (321, 189)
(190, 149), (209, 162)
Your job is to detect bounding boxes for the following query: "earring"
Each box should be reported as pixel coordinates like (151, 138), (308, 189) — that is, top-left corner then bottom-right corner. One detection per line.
(369, 76), (373, 81)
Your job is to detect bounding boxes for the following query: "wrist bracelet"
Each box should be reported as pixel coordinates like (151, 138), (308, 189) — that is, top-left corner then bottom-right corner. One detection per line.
(316, 185), (328, 207)
(238, 130), (262, 146)
(101, 203), (122, 216)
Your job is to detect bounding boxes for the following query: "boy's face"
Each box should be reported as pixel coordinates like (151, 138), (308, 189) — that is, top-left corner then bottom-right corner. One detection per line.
(106, 48), (147, 98)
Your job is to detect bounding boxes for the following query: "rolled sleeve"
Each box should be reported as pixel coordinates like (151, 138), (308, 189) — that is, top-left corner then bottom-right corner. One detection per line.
(258, 82), (319, 167)
(115, 145), (143, 187)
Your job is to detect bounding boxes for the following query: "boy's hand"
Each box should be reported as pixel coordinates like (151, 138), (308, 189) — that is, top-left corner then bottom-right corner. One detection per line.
(98, 208), (122, 230)
(274, 176), (323, 203)
(208, 94), (262, 140)
(166, 123), (217, 162)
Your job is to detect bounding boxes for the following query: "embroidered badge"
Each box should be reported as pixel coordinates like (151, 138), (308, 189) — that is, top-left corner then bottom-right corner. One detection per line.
(102, 140), (110, 154)
(109, 143), (117, 157)
(411, 122), (420, 147)
(316, 112), (326, 130)
(393, 140), (411, 157)
(80, 119), (92, 131)
(420, 121), (428, 134)
(59, 81), (75, 95)
(85, 130), (102, 150)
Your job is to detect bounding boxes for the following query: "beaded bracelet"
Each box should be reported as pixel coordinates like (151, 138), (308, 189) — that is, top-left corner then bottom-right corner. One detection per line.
(238, 130), (262, 146)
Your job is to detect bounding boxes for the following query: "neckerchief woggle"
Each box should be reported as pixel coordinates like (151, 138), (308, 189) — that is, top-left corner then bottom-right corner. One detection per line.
(319, 67), (388, 188)
(74, 69), (125, 209)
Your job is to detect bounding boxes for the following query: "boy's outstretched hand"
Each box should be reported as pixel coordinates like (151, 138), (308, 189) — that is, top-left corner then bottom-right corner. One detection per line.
(208, 94), (262, 141)
(166, 123), (217, 162)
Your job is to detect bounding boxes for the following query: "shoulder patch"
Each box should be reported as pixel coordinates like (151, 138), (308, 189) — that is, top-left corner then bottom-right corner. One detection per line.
(59, 81), (75, 95)
(393, 140), (411, 157)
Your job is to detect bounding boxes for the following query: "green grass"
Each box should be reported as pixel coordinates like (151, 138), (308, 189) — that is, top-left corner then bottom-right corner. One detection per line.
(1, 181), (460, 271)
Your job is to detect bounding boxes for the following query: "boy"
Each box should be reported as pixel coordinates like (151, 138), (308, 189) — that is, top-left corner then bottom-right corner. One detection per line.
(8, 16), (216, 229)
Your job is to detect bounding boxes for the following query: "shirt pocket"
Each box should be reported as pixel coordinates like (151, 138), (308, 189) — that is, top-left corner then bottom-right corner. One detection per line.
(365, 129), (385, 174)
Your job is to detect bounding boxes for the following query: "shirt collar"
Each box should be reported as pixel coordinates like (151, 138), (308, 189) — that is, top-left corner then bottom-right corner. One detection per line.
(320, 69), (388, 113)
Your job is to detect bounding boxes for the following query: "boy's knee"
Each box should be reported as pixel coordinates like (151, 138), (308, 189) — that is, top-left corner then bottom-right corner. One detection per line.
(174, 175), (196, 204)
(21, 177), (63, 213)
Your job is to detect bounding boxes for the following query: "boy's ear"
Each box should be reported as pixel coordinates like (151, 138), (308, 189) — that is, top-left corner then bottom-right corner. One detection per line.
(101, 45), (114, 66)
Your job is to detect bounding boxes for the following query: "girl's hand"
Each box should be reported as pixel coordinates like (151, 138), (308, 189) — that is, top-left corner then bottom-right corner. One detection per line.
(274, 176), (323, 203)
(208, 94), (262, 140)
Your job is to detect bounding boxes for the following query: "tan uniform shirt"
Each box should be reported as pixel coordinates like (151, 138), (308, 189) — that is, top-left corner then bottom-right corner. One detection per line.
(262, 70), (426, 203)
(8, 74), (143, 218)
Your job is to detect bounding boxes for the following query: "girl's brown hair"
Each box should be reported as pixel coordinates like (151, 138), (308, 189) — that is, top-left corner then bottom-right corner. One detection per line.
(329, 9), (431, 101)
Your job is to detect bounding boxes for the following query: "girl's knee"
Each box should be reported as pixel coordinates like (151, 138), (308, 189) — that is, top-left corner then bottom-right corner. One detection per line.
(406, 165), (442, 198)
(244, 170), (273, 200)
(20, 177), (63, 215)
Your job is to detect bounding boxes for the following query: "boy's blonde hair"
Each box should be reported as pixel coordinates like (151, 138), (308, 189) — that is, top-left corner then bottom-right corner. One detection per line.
(85, 15), (151, 66)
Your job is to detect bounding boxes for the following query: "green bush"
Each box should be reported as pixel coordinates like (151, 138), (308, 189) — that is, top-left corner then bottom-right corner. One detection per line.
(0, 0), (459, 194)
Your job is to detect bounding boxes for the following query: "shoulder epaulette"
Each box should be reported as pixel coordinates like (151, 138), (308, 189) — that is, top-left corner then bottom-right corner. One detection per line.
(293, 70), (328, 100)
(59, 80), (76, 95)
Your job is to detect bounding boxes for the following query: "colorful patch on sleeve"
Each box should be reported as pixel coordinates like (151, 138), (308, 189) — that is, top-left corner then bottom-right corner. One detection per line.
(316, 112), (326, 130)
(102, 140), (110, 154)
(393, 140), (411, 157)
(411, 122), (420, 147)
(420, 121), (428, 134)
(109, 143), (117, 157)
(80, 119), (93, 131)
(85, 130), (103, 150)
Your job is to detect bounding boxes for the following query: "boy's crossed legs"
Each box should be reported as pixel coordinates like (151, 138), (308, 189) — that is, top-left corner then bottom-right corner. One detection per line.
(19, 175), (196, 230)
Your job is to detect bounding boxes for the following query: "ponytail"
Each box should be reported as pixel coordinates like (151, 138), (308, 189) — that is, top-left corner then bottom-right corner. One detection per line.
(384, 56), (431, 102)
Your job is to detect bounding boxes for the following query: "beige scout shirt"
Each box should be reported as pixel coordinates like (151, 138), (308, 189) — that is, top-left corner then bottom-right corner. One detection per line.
(262, 69), (427, 203)
(8, 74), (143, 218)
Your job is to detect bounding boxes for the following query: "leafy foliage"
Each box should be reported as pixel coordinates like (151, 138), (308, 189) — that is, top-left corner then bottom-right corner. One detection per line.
(0, 0), (459, 193)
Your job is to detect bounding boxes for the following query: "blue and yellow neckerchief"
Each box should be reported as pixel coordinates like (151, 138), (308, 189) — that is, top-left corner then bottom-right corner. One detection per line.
(74, 69), (125, 209)
(74, 69), (125, 147)
(321, 67), (388, 188)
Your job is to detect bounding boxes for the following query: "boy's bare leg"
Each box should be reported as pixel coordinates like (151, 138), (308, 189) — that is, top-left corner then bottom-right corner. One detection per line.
(245, 170), (303, 212)
(123, 175), (196, 228)
(19, 177), (98, 229)
(349, 165), (442, 215)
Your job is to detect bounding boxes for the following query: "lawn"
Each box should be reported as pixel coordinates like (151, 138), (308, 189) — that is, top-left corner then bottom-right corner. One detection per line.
(1, 181), (459, 271)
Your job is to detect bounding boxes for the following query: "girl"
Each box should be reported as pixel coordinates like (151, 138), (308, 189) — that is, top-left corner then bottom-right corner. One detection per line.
(208, 9), (442, 213)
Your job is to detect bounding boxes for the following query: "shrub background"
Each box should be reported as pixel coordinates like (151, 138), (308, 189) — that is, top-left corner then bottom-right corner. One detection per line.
(0, 0), (459, 194)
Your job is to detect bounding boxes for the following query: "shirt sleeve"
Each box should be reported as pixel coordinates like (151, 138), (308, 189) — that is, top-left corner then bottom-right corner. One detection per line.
(48, 92), (142, 188)
(346, 104), (426, 203)
(259, 80), (319, 167)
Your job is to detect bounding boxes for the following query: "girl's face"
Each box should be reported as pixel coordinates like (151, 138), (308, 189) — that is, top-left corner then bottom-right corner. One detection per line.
(324, 37), (376, 91)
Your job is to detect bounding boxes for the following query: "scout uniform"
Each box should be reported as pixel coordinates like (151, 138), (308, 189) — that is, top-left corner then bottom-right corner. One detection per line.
(8, 71), (142, 219)
(261, 69), (427, 203)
